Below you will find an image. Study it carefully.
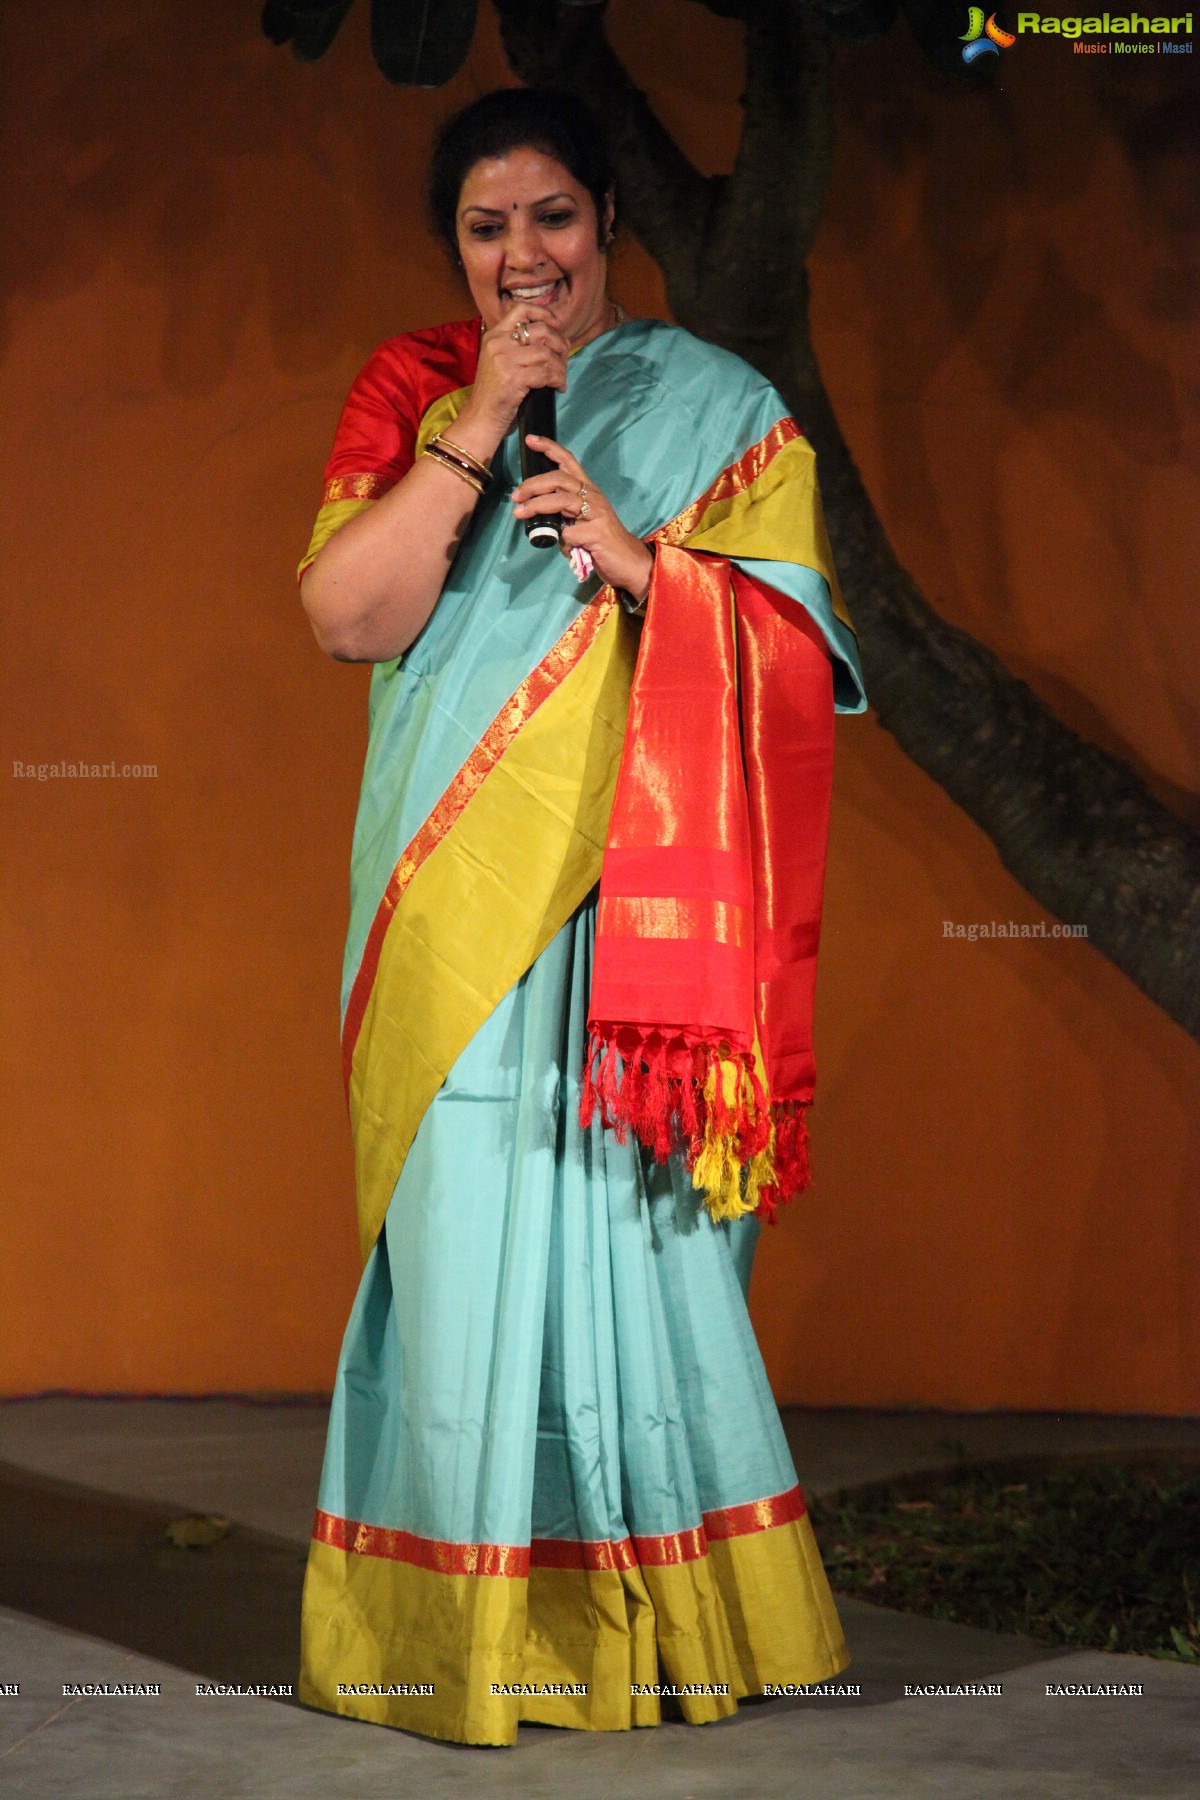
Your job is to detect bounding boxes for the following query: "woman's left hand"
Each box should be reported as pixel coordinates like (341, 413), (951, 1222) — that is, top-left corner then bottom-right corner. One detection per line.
(513, 436), (654, 603)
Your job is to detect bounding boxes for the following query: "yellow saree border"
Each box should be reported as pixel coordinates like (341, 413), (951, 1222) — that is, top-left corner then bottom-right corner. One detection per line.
(414, 383), (472, 458)
(300, 1538), (528, 1746)
(300, 1494), (847, 1744)
(348, 597), (638, 1258)
(298, 496), (374, 580)
(341, 597), (619, 1089)
(655, 421), (853, 632)
(655, 416), (801, 545)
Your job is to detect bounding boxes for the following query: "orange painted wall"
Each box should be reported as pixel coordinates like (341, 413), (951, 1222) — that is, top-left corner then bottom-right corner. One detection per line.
(2, 3), (1197, 1408)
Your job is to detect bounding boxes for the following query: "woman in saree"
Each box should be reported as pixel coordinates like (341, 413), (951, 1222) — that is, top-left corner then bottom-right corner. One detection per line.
(296, 88), (866, 1747)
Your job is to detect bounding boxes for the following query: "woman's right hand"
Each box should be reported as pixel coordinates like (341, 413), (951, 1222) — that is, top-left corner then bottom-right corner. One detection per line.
(456, 306), (570, 451)
(302, 304), (571, 662)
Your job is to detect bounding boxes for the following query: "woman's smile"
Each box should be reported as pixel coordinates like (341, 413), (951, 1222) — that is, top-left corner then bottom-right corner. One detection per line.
(501, 275), (568, 315)
(457, 147), (611, 345)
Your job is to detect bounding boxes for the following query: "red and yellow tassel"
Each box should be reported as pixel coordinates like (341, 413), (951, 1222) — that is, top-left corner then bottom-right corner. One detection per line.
(580, 1029), (812, 1223)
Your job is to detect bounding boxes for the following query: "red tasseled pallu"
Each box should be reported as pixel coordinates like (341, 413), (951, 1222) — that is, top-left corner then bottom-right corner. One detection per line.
(582, 543), (836, 1223)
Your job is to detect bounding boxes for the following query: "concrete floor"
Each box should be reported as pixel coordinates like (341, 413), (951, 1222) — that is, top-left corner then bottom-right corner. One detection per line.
(0, 1400), (1197, 1798)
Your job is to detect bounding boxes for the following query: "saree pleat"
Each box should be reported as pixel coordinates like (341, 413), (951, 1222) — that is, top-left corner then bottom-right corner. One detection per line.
(301, 894), (848, 1744)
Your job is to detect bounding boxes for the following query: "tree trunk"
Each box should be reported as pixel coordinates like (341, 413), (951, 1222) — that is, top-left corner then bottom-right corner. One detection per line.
(495, 0), (1200, 1041)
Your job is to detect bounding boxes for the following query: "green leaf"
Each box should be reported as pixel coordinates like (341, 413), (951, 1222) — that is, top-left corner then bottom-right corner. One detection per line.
(165, 1513), (231, 1549)
(262, 2), (356, 62)
(370, 0), (479, 86)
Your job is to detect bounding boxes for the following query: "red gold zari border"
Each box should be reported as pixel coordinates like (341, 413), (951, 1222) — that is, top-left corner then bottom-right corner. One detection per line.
(652, 416), (802, 548)
(313, 1509), (530, 1577)
(312, 1485), (806, 1580)
(340, 596), (618, 1088)
(322, 471), (395, 504)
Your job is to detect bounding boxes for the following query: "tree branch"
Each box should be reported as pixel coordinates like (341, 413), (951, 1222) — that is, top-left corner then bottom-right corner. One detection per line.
(687, 3), (835, 362)
(796, 360), (1200, 1038)
(724, 3), (834, 268)
(491, 1), (1200, 1040)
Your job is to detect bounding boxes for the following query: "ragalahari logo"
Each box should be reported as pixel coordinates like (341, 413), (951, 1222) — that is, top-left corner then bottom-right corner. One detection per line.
(961, 7), (1018, 58)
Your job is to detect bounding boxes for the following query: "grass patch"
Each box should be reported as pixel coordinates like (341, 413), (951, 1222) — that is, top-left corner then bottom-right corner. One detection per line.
(809, 1457), (1200, 1663)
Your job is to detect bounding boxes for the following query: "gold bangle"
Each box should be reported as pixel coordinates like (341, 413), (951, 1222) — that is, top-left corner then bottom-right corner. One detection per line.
(431, 431), (491, 485)
(425, 437), (489, 492)
(422, 440), (486, 495)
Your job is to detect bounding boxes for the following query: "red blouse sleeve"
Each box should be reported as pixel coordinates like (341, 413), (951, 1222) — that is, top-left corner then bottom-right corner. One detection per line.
(298, 319), (481, 577)
(320, 340), (423, 503)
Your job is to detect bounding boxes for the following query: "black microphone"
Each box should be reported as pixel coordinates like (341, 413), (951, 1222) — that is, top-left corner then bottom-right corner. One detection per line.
(517, 387), (562, 549)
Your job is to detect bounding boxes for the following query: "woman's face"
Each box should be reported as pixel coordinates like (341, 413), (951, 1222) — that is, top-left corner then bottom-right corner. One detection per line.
(456, 147), (613, 346)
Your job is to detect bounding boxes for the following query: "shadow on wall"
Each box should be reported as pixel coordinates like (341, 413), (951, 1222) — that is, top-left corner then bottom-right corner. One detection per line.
(7, 11), (1196, 410)
(1, 6), (453, 389)
(822, 43), (1199, 815)
(5, 2), (1195, 818)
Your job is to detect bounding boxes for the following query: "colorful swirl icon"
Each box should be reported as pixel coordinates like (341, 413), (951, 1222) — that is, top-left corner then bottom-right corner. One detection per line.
(961, 8), (1016, 61)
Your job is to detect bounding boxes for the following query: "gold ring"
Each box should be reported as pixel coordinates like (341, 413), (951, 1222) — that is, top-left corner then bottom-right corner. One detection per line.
(579, 485), (590, 518)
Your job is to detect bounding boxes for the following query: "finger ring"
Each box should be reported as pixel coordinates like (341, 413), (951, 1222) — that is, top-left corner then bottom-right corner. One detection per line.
(512, 320), (531, 346)
(579, 485), (590, 518)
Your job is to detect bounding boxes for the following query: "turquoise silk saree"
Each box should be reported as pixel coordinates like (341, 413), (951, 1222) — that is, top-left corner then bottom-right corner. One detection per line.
(297, 317), (866, 1745)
